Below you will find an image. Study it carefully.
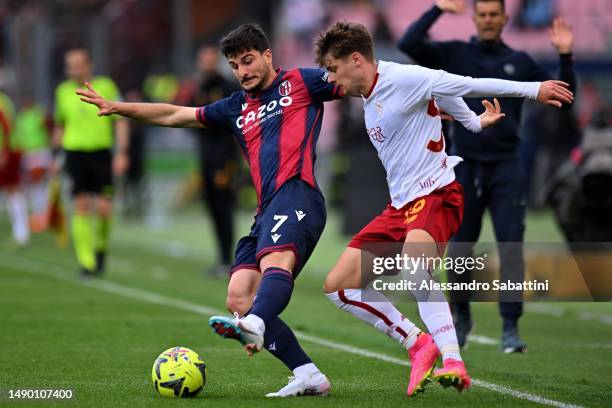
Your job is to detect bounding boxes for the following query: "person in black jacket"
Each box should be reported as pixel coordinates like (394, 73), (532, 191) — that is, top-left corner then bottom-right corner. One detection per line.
(190, 45), (240, 277)
(398, 0), (576, 353)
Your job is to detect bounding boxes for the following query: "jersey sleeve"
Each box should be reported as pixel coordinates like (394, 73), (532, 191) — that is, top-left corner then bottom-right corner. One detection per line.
(391, 64), (439, 111)
(299, 68), (343, 102)
(436, 97), (482, 133)
(429, 70), (541, 100)
(195, 97), (231, 129)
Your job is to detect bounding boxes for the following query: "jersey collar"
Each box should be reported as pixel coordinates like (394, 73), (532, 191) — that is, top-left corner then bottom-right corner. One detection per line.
(363, 63), (380, 99)
(245, 68), (283, 100)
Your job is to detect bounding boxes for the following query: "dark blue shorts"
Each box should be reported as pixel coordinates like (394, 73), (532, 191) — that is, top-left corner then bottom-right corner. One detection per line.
(230, 178), (326, 278)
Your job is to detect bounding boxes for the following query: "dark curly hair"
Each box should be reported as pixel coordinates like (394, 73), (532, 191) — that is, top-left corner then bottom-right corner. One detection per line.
(219, 23), (270, 59)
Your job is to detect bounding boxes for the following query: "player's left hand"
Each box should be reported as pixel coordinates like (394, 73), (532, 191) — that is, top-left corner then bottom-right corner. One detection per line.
(76, 82), (116, 116)
(113, 152), (129, 177)
(549, 17), (573, 54)
(537, 80), (574, 108)
(479, 98), (505, 129)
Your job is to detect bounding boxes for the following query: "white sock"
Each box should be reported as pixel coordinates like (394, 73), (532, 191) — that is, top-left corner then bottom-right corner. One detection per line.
(327, 288), (421, 349)
(410, 265), (462, 361)
(293, 362), (322, 379)
(242, 313), (265, 334)
(417, 302), (462, 361)
(30, 181), (48, 214)
(7, 192), (29, 245)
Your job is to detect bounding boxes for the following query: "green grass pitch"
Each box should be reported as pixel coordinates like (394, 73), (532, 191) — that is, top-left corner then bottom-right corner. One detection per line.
(0, 210), (611, 407)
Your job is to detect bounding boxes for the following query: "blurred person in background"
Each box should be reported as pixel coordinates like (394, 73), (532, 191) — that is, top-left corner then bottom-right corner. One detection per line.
(53, 48), (129, 277)
(519, 100), (580, 208)
(176, 45), (239, 278)
(398, 0), (576, 353)
(547, 107), (612, 244)
(13, 95), (53, 233)
(0, 90), (29, 247)
(143, 63), (179, 103)
(545, 107), (612, 301)
(121, 88), (147, 221)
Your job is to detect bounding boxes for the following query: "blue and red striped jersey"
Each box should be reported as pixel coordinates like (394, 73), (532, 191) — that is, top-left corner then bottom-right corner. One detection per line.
(196, 68), (342, 209)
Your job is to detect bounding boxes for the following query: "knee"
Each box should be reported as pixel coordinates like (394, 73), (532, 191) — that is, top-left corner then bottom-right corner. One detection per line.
(323, 277), (340, 294)
(259, 251), (296, 273)
(96, 199), (113, 218)
(226, 293), (252, 316)
(323, 279), (338, 295)
(73, 195), (90, 213)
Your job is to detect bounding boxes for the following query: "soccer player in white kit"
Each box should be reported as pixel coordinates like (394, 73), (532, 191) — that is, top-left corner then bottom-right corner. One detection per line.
(314, 22), (573, 396)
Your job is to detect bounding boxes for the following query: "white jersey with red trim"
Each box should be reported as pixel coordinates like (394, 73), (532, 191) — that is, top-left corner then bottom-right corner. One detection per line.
(362, 60), (540, 208)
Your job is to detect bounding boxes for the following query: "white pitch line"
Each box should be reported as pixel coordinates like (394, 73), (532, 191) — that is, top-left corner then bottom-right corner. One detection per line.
(527, 304), (612, 325)
(0, 255), (585, 408)
(469, 334), (499, 345)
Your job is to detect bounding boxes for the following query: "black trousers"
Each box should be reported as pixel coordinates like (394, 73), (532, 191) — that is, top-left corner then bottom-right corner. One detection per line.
(199, 135), (237, 265)
(447, 159), (526, 319)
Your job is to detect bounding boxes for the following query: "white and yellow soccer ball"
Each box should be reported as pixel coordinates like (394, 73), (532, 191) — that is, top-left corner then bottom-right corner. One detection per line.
(151, 347), (207, 398)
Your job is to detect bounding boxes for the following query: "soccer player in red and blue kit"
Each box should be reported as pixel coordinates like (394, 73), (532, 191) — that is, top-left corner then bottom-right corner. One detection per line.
(77, 23), (341, 397)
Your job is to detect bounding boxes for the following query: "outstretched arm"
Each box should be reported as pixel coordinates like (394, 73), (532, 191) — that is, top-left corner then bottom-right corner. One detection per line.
(436, 97), (505, 133)
(77, 82), (203, 128)
(430, 70), (573, 108)
(397, 1), (464, 68)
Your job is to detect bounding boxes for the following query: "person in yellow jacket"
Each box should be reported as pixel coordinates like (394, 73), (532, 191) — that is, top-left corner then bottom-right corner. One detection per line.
(13, 96), (53, 233)
(0, 90), (29, 247)
(53, 48), (129, 277)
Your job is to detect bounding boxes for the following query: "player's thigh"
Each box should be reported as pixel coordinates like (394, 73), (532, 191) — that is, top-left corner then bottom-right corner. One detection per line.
(404, 229), (438, 259)
(226, 268), (261, 315)
(92, 149), (114, 200)
(65, 151), (102, 202)
(256, 179), (326, 276)
(323, 247), (364, 293)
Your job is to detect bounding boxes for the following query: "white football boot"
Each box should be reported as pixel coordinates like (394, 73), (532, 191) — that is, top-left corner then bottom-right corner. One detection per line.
(266, 374), (331, 397)
(208, 313), (264, 355)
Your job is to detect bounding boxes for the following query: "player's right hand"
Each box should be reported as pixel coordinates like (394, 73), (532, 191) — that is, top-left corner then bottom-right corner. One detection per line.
(76, 82), (115, 116)
(537, 80), (574, 108)
(435, 0), (465, 13)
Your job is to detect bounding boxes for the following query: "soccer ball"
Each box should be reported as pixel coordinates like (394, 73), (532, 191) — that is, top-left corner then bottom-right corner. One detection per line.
(151, 347), (207, 398)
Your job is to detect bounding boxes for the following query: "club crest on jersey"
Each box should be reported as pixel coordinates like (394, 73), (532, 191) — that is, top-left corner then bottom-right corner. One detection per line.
(375, 100), (383, 116)
(279, 80), (292, 96)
